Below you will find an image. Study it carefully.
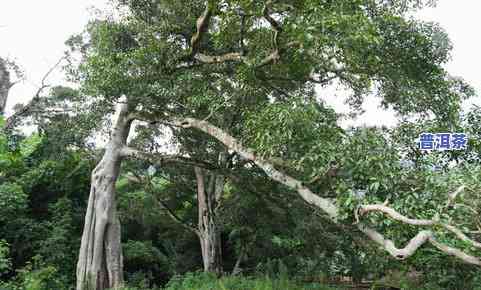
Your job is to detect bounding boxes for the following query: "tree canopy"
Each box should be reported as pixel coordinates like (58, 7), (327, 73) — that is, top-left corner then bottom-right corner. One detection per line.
(1, 1), (481, 290)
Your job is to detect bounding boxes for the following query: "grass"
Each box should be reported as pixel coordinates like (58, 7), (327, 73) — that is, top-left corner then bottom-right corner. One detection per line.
(161, 272), (343, 290)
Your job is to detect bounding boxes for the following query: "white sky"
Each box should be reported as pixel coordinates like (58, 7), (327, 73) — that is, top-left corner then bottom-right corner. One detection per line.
(0, 0), (111, 114)
(0, 0), (480, 127)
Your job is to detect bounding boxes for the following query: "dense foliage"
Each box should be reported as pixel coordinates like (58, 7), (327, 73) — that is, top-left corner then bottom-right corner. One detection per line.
(1, 0), (481, 289)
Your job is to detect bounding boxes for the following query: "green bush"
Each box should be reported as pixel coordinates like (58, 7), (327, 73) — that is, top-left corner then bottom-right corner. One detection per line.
(163, 272), (341, 290)
(0, 240), (11, 276)
(1, 256), (70, 290)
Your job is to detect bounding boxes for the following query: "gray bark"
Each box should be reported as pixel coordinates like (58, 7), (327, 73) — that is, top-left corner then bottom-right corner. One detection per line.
(0, 58), (11, 115)
(76, 103), (133, 290)
(194, 165), (224, 274)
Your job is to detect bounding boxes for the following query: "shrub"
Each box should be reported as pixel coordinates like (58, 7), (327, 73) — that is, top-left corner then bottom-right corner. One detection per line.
(163, 272), (341, 290)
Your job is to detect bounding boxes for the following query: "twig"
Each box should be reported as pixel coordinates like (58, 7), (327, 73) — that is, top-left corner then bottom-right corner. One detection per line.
(4, 56), (66, 131)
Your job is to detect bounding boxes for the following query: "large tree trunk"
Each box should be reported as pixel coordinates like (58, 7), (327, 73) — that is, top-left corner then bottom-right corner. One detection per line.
(0, 58), (11, 115)
(194, 166), (224, 275)
(76, 103), (132, 290)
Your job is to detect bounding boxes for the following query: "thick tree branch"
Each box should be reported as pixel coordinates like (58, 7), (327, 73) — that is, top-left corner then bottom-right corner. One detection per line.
(165, 117), (339, 219)
(430, 238), (481, 266)
(164, 116), (481, 266)
(358, 225), (433, 260)
(358, 201), (481, 249)
(174, 2), (300, 70)
(359, 204), (434, 226)
(358, 224), (479, 265)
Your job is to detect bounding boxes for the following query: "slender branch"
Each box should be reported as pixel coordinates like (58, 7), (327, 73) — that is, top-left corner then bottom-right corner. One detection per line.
(120, 146), (219, 170)
(39, 57), (65, 89)
(155, 196), (199, 235)
(125, 172), (199, 235)
(4, 56), (66, 131)
(171, 0), (217, 70)
(259, 68), (345, 86)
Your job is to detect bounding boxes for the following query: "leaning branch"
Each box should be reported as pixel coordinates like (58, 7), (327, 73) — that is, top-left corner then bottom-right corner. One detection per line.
(165, 117), (339, 219)
(164, 117), (481, 266)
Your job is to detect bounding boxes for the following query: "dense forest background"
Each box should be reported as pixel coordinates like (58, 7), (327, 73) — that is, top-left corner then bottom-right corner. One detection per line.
(1, 1), (481, 289)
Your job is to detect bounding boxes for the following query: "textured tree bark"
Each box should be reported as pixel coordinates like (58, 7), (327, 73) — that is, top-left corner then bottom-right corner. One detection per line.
(194, 166), (224, 275)
(76, 103), (133, 290)
(0, 58), (11, 115)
